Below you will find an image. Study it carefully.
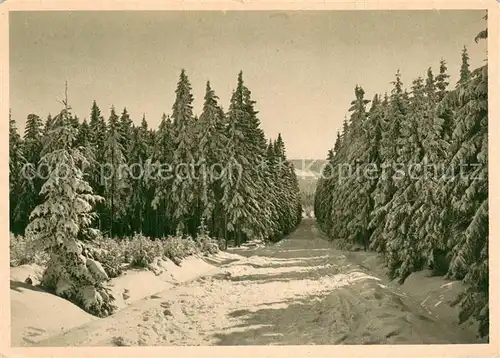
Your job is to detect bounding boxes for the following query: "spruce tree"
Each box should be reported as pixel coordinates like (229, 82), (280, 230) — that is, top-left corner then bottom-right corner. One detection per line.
(458, 46), (471, 85)
(168, 70), (196, 235)
(383, 77), (427, 280)
(128, 119), (152, 234)
(408, 71), (450, 276)
(424, 67), (436, 99)
(444, 62), (488, 337)
(273, 134), (301, 236)
(333, 132), (342, 154)
(25, 100), (115, 317)
(42, 114), (55, 141)
(264, 139), (281, 239)
(23, 113), (44, 165)
(119, 107), (134, 160)
(89, 101), (107, 155)
(222, 71), (281, 245)
(20, 113), (45, 231)
(435, 59), (450, 102)
(369, 71), (406, 254)
(325, 86), (372, 248)
(222, 72), (259, 245)
(197, 81), (228, 239)
(9, 110), (28, 234)
(103, 106), (127, 237)
(76, 119), (91, 148)
(88, 101), (107, 202)
(151, 113), (175, 237)
(244, 81), (276, 241)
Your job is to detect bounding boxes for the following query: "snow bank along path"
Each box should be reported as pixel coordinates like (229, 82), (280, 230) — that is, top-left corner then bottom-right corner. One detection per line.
(10, 253), (234, 346)
(19, 219), (478, 346)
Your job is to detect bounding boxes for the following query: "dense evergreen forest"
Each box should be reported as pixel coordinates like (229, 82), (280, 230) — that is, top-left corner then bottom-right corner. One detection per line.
(9, 71), (302, 315)
(10, 70), (302, 244)
(314, 26), (489, 337)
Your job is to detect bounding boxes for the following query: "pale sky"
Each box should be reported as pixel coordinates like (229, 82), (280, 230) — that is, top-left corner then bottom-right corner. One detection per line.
(10, 10), (487, 159)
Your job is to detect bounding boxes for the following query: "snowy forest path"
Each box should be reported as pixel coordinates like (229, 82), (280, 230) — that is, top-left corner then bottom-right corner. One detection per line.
(36, 219), (470, 346)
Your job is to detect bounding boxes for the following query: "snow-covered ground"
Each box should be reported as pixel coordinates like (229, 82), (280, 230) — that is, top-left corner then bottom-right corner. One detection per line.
(10, 220), (479, 346)
(10, 252), (238, 346)
(11, 264), (97, 346)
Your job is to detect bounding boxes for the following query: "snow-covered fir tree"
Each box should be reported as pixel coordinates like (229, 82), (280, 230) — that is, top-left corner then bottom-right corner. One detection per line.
(24, 100), (115, 317)
(103, 106), (128, 237)
(169, 70), (197, 235)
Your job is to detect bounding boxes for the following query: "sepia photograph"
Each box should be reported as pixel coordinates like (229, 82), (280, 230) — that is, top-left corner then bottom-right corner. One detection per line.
(2, 2), (498, 355)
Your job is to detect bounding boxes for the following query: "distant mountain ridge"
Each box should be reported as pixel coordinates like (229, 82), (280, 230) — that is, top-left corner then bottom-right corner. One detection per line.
(290, 159), (324, 217)
(289, 159), (327, 179)
(289, 159), (326, 200)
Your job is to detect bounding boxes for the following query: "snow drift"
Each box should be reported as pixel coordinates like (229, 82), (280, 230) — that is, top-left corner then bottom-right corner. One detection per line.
(10, 252), (235, 346)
